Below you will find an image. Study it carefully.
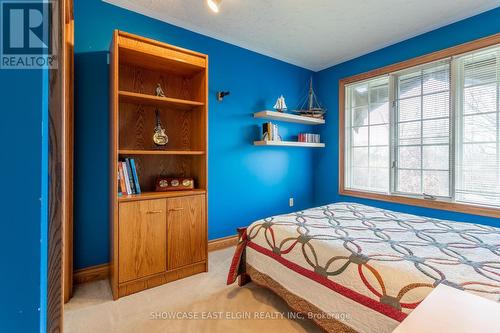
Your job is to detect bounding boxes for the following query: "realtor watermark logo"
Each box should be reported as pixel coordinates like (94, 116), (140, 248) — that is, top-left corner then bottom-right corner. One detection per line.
(1, 1), (56, 69)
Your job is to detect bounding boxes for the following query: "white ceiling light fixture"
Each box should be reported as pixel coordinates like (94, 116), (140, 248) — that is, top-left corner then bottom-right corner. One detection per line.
(207, 0), (221, 13)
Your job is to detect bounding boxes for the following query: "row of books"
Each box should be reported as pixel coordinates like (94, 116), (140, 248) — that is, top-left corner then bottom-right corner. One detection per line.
(298, 133), (321, 143)
(262, 122), (280, 141)
(118, 158), (141, 196)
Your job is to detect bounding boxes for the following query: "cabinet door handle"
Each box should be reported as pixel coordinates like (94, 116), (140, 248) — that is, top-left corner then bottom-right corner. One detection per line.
(168, 207), (184, 212)
(146, 210), (163, 214)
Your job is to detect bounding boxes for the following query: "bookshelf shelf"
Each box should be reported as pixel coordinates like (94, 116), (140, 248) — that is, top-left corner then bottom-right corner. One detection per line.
(118, 149), (205, 156)
(254, 110), (325, 125)
(253, 140), (325, 148)
(119, 90), (204, 109)
(119, 45), (205, 76)
(119, 189), (206, 202)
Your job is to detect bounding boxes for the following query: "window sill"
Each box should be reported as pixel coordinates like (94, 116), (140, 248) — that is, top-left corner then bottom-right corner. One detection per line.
(339, 188), (500, 218)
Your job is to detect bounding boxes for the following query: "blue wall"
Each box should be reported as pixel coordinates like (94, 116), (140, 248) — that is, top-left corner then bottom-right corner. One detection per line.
(313, 8), (500, 228)
(74, 0), (314, 269)
(74, 2), (500, 270)
(0, 2), (47, 332)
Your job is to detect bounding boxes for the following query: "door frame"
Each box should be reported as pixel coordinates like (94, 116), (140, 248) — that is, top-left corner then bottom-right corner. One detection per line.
(47, 0), (74, 331)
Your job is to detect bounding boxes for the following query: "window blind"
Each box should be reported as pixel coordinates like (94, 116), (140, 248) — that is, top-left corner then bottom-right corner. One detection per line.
(455, 47), (500, 206)
(345, 77), (390, 193)
(394, 60), (452, 197)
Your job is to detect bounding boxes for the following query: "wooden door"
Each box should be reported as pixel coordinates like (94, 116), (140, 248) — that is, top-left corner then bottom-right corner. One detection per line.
(119, 199), (167, 283)
(166, 195), (206, 270)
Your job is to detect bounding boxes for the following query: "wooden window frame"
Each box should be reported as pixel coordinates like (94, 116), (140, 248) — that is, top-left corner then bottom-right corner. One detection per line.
(339, 33), (500, 219)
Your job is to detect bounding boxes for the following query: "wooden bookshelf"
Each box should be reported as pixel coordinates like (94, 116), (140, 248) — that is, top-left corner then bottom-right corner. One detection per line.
(253, 140), (325, 148)
(109, 31), (208, 299)
(254, 110), (325, 125)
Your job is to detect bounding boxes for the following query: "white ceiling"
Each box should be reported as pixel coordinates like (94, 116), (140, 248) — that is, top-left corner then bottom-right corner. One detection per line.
(104, 0), (500, 71)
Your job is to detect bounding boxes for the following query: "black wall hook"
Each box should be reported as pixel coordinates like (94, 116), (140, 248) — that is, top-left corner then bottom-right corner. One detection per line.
(216, 91), (230, 101)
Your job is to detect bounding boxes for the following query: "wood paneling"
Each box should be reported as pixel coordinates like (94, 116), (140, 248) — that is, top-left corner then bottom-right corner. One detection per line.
(118, 149), (205, 155)
(118, 261), (206, 298)
(73, 264), (109, 285)
(62, 0), (75, 303)
(109, 30), (120, 299)
(119, 63), (203, 102)
(118, 189), (206, 202)
(117, 32), (206, 75)
(339, 189), (500, 218)
(118, 102), (198, 151)
(63, 0), (74, 305)
(118, 199), (167, 283)
(74, 235), (234, 285)
(48, 0), (74, 330)
(167, 195), (207, 270)
(338, 81), (346, 196)
(338, 33), (500, 219)
(207, 234), (238, 252)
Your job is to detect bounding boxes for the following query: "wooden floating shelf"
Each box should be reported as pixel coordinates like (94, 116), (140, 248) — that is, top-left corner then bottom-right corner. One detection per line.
(254, 110), (325, 125)
(254, 140), (325, 148)
(119, 190), (206, 202)
(119, 149), (205, 155)
(119, 90), (204, 109)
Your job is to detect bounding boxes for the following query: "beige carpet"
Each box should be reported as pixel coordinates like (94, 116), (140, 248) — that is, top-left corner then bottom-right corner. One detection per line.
(64, 247), (321, 333)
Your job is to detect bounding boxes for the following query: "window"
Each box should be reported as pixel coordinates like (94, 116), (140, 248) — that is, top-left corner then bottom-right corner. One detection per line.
(394, 61), (451, 198)
(345, 77), (390, 193)
(455, 47), (500, 206)
(342, 40), (500, 215)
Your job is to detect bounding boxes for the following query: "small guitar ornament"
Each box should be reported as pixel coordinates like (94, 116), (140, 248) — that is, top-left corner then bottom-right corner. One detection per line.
(153, 109), (168, 146)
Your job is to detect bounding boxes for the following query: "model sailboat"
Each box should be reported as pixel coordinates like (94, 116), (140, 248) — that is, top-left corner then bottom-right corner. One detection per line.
(273, 95), (287, 112)
(293, 78), (326, 119)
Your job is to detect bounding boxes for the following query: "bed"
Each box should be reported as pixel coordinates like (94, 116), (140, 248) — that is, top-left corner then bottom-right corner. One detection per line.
(227, 202), (500, 333)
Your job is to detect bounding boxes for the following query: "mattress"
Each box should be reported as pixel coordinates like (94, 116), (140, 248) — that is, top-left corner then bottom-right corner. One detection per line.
(229, 202), (500, 333)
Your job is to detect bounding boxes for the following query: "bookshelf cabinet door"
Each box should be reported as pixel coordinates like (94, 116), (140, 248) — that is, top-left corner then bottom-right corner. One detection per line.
(119, 199), (167, 283)
(166, 195), (206, 270)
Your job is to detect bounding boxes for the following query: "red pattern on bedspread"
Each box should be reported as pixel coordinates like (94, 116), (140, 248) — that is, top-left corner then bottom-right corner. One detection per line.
(228, 203), (500, 321)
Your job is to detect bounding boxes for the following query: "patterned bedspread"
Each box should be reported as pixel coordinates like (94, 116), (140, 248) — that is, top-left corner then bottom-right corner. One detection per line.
(229, 202), (500, 323)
